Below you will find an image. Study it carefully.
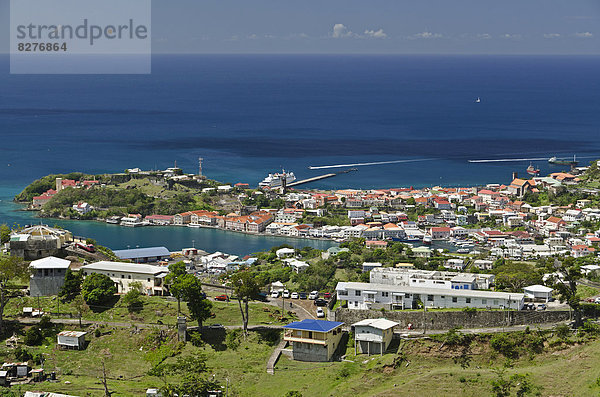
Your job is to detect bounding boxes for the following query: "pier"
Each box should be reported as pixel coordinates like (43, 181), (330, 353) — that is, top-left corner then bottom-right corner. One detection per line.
(287, 173), (337, 187)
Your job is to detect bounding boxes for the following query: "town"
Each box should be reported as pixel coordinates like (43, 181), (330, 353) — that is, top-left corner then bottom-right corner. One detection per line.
(0, 159), (599, 396)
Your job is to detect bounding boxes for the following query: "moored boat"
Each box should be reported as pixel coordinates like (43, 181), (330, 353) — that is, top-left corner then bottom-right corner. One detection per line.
(526, 163), (540, 176)
(548, 155), (578, 166)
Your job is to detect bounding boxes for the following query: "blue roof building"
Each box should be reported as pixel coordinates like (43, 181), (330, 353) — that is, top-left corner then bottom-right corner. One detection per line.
(283, 319), (345, 362)
(113, 246), (170, 263)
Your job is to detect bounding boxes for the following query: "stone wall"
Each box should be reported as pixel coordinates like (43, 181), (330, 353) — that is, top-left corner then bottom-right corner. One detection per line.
(291, 341), (330, 362)
(29, 276), (65, 297)
(333, 308), (572, 331)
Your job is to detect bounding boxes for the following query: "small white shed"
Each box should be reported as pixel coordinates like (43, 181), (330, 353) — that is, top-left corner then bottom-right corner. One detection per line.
(57, 331), (87, 350)
(523, 285), (553, 302)
(353, 318), (398, 356)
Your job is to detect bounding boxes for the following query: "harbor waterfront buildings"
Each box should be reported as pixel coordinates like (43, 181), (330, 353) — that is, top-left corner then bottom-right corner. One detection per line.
(336, 281), (525, 310)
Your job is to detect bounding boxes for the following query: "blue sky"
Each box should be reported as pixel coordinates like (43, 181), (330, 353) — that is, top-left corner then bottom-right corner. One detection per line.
(1, 0), (599, 54)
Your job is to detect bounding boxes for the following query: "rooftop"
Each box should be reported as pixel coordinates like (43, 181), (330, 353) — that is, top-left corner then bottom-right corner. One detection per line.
(29, 256), (71, 270)
(352, 318), (398, 330)
(82, 261), (169, 276)
(113, 247), (170, 260)
(283, 319), (344, 333)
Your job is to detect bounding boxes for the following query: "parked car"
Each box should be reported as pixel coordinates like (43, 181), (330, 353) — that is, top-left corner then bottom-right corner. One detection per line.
(308, 291), (319, 300)
(299, 292), (308, 300)
(215, 294), (229, 302)
(316, 308), (325, 318)
(256, 292), (268, 302)
(594, 297), (600, 304)
(323, 292), (332, 299)
(271, 291), (280, 298)
(283, 290), (290, 298)
(207, 323), (224, 329)
(314, 298), (328, 307)
(291, 292), (299, 299)
(536, 304), (547, 311)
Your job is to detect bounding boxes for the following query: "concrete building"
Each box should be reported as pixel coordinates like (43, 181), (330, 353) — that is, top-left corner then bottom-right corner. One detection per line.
(283, 319), (345, 362)
(57, 331), (87, 350)
(29, 256), (71, 297)
(352, 318), (398, 356)
(81, 262), (169, 295)
(336, 281), (524, 311)
(9, 225), (72, 260)
(370, 267), (495, 290)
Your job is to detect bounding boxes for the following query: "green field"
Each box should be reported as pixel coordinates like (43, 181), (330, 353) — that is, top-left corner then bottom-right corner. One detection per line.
(4, 324), (600, 396)
(3, 295), (294, 328)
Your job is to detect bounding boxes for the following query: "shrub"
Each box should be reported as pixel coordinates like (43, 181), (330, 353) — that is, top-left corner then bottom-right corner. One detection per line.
(24, 327), (43, 346)
(81, 273), (117, 306)
(554, 324), (571, 339)
(490, 334), (518, 359)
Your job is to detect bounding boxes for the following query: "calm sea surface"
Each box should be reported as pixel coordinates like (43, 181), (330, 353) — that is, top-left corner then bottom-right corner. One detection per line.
(1, 55), (599, 254)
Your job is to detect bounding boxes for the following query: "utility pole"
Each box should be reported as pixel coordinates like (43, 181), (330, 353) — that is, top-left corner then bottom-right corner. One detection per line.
(198, 157), (203, 178)
(422, 304), (427, 335)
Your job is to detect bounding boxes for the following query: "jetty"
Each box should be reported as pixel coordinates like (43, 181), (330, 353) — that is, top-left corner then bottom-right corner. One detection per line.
(287, 173), (336, 187)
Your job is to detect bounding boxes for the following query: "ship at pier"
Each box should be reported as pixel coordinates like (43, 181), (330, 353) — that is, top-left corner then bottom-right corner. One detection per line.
(259, 170), (296, 188)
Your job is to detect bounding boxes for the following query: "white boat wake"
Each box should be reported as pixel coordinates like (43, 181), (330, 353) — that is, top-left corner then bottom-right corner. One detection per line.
(468, 157), (549, 163)
(309, 158), (434, 170)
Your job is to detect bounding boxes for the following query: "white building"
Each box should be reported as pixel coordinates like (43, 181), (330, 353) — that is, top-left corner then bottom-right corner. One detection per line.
(57, 331), (87, 350)
(81, 262), (169, 295)
(370, 267), (494, 290)
(336, 281), (524, 311)
(523, 285), (553, 302)
(353, 318), (398, 356)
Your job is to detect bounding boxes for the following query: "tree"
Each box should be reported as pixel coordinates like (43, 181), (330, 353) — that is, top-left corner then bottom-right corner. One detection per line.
(0, 224), (10, 244)
(230, 270), (260, 335)
(165, 262), (187, 314)
(59, 269), (83, 301)
(150, 355), (218, 396)
(179, 275), (212, 328)
(546, 257), (583, 327)
(0, 255), (29, 334)
(81, 273), (116, 306)
(121, 282), (144, 313)
(72, 294), (89, 327)
(494, 261), (542, 292)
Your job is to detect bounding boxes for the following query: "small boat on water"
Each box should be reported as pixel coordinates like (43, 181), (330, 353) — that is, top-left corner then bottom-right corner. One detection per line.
(475, 97), (481, 103)
(548, 155), (578, 166)
(526, 163), (540, 176)
(422, 235), (432, 245)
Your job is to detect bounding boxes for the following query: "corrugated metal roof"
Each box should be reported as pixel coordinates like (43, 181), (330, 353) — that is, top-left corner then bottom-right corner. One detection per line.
(283, 319), (344, 332)
(113, 246), (170, 260)
(29, 256), (71, 270)
(352, 318), (398, 329)
(82, 261), (169, 275)
(58, 330), (87, 337)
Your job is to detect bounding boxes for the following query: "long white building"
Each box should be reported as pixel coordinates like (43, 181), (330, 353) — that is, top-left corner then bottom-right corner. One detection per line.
(336, 281), (524, 311)
(81, 262), (169, 296)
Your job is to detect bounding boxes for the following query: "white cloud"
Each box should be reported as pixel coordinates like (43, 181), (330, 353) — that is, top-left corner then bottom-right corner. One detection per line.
(543, 33), (561, 39)
(575, 32), (593, 38)
(501, 33), (522, 39)
(364, 29), (387, 39)
(412, 31), (443, 39)
(332, 23), (354, 38)
(247, 34), (258, 40)
(476, 33), (492, 40)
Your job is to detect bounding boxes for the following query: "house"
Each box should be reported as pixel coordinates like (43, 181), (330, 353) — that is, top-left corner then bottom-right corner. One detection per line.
(72, 202), (92, 214)
(283, 319), (345, 362)
(523, 285), (553, 302)
(412, 246), (431, 258)
(336, 281), (524, 311)
(57, 331), (87, 350)
(29, 256), (71, 296)
(429, 227), (451, 240)
(473, 260), (494, 271)
(572, 245), (596, 258)
(113, 247), (171, 263)
(352, 318), (398, 356)
(145, 215), (174, 225)
(507, 178), (532, 197)
(81, 262), (169, 295)
(276, 247), (295, 259)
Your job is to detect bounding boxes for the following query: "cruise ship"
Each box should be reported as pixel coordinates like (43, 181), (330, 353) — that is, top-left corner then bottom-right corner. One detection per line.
(259, 171), (296, 188)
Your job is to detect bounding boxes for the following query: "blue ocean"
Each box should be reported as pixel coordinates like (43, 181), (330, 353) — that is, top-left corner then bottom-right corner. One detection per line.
(1, 54), (599, 254)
